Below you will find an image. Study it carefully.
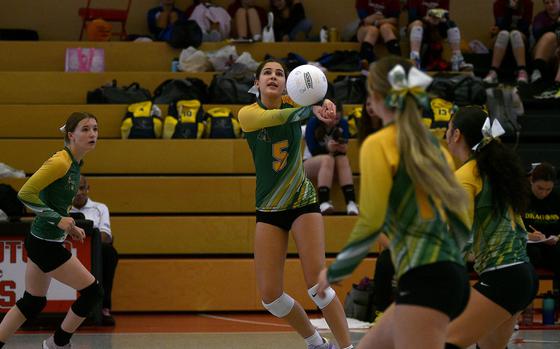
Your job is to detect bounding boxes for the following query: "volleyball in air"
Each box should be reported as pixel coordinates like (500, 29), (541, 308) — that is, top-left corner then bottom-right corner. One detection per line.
(286, 64), (328, 106)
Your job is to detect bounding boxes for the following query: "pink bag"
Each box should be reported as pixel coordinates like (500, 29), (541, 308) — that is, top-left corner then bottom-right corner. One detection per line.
(65, 48), (105, 72)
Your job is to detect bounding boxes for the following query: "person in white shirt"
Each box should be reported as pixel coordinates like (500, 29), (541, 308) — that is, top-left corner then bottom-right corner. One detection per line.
(71, 175), (118, 326)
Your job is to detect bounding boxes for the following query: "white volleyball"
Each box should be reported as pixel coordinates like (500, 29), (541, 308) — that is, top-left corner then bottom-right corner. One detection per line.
(286, 64), (328, 106)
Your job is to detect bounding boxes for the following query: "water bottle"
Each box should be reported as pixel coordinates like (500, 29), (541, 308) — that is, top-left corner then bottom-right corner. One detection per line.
(543, 292), (555, 325)
(319, 26), (328, 43)
(171, 58), (179, 72)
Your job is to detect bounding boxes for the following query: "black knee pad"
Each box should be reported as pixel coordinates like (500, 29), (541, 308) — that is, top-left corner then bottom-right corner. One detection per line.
(16, 291), (47, 320)
(71, 280), (104, 317)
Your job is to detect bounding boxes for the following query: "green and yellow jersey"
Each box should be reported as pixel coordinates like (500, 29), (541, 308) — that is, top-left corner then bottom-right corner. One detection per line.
(238, 96), (317, 211)
(456, 159), (529, 274)
(327, 124), (470, 283)
(18, 147), (82, 242)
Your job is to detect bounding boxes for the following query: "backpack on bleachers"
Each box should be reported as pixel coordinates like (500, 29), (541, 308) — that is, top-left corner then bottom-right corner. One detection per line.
(317, 50), (362, 72)
(87, 80), (152, 104)
(153, 78), (209, 104)
(333, 75), (367, 104)
(204, 107), (241, 138)
(345, 106), (362, 138)
(121, 101), (163, 139)
(486, 87), (523, 138)
(209, 64), (256, 104)
(428, 74), (486, 107)
(163, 100), (206, 139)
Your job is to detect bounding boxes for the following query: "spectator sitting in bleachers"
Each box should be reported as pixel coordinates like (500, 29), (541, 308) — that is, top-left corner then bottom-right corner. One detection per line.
(357, 95), (383, 145)
(228, 0), (266, 40)
(189, 0), (232, 41)
(484, 0), (533, 84)
(406, 0), (472, 71)
(354, 0), (402, 66)
(303, 105), (358, 216)
(71, 175), (119, 327)
(530, 0), (560, 85)
(270, 0), (312, 41)
(147, 0), (186, 41)
(523, 162), (560, 296)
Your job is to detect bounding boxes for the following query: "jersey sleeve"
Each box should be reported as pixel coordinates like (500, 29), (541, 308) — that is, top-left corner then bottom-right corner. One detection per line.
(18, 154), (70, 226)
(455, 160), (482, 230)
(327, 136), (393, 282)
(238, 103), (313, 132)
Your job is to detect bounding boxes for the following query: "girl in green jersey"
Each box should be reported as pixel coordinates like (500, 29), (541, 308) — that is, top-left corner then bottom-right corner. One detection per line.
(0, 112), (103, 349)
(238, 59), (353, 349)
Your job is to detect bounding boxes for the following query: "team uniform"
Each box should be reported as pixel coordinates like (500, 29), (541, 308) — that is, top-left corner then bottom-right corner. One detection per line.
(239, 97), (319, 230)
(456, 159), (538, 314)
(327, 124), (471, 319)
(18, 147), (82, 272)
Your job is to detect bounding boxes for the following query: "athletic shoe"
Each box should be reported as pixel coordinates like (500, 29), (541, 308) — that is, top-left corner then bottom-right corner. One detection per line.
(534, 83), (560, 99)
(530, 69), (542, 84)
(319, 201), (334, 215)
(309, 337), (336, 349)
(346, 201), (359, 215)
(451, 54), (473, 72)
(483, 70), (498, 84)
(516, 70), (528, 84)
(42, 336), (71, 349)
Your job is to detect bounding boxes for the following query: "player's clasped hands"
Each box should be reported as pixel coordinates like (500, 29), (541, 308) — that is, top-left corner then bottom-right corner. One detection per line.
(312, 99), (337, 127)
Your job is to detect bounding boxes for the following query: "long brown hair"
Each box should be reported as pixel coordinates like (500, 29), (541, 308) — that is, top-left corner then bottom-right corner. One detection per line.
(368, 56), (468, 214)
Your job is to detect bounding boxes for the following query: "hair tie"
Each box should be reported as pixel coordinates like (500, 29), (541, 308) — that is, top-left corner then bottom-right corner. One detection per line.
(385, 65), (432, 111)
(472, 117), (505, 152)
(59, 124), (66, 133)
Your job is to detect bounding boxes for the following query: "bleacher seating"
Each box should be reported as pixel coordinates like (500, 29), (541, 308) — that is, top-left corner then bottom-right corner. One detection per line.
(0, 40), (377, 312)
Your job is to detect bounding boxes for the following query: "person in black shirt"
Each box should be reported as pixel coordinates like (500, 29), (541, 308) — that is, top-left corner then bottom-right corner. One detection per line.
(270, 0), (312, 41)
(523, 162), (560, 294)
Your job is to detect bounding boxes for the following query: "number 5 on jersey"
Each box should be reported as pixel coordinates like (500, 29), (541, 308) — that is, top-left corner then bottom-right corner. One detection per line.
(272, 140), (289, 172)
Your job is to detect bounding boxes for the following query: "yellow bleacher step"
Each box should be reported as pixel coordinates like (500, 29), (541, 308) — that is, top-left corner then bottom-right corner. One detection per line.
(0, 71), (360, 104)
(0, 41), (360, 72)
(112, 257), (376, 312)
(0, 104), (362, 138)
(1, 177), (360, 214)
(112, 216), (358, 255)
(0, 139), (360, 174)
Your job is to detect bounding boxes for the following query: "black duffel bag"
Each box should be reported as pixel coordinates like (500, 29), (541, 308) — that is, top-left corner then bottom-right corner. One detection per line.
(87, 80), (152, 104)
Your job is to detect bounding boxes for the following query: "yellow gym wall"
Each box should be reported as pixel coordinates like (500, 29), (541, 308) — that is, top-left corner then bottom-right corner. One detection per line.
(0, 0), (545, 44)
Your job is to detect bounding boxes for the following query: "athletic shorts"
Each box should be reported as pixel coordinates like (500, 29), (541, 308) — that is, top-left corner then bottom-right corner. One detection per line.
(420, 19), (456, 39)
(256, 203), (320, 231)
(25, 233), (72, 273)
(474, 262), (539, 315)
(396, 261), (470, 320)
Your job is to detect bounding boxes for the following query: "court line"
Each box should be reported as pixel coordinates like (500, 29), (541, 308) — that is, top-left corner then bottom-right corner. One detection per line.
(198, 314), (292, 328)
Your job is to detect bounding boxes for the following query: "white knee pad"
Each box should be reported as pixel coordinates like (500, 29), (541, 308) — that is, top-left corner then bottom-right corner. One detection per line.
(410, 26), (423, 43)
(447, 27), (461, 45)
(308, 284), (336, 310)
(262, 293), (295, 318)
(494, 30), (510, 49)
(510, 30), (524, 49)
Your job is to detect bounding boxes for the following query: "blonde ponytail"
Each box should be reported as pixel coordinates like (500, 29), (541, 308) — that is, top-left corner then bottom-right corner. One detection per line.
(395, 95), (468, 214)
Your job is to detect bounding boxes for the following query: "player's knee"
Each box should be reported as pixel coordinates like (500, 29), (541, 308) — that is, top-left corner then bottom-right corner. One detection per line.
(447, 26), (461, 45)
(16, 291), (47, 320)
(510, 30), (524, 49)
(262, 293), (295, 318)
(410, 26), (423, 42)
(308, 284), (336, 309)
(71, 280), (104, 317)
(495, 30), (510, 49)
